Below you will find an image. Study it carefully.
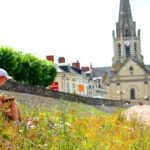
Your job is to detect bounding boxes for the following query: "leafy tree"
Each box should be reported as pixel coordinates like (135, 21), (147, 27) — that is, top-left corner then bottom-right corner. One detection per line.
(12, 51), (24, 82)
(0, 46), (19, 75)
(0, 46), (57, 87)
(20, 53), (57, 86)
(24, 54), (43, 85)
(40, 60), (57, 86)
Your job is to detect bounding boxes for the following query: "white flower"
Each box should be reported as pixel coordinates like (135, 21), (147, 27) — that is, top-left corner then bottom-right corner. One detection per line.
(30, 125), (36, 129)
(66, 123), (72, 127)
(27, 121), (31, 126)
(54, 124), (63, 129)
(100, 126), (103, 129)
(19, 130), (23, 133)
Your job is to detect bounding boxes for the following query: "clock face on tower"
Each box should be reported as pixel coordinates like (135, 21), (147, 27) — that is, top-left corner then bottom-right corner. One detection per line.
(124, 41), (130, 46)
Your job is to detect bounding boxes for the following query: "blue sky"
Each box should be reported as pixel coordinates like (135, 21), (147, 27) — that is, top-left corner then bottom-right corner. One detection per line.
(0, 0), (150, 67)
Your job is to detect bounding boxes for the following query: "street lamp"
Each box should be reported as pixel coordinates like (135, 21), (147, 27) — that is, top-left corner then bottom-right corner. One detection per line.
(144, 96), (150, 104)
(117, 90), (126, 105)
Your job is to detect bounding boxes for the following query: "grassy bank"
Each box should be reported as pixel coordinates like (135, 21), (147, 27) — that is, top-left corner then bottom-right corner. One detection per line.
(0, 101), (150, 150)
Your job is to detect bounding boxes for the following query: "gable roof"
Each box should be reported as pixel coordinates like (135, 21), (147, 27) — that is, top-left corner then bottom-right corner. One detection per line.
(116, 58), (148, 74)
(71, 66), (82, 74)
(57, 64), (82, 75)
(92, 61), (150, 78)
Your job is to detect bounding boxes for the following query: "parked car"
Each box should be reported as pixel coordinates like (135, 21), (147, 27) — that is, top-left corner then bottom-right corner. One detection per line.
(93, 95), (102, 99)
(122, 101), (131, 107)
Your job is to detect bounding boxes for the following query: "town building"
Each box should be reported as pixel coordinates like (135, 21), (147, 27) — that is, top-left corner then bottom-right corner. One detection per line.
(47, 56), (99, 97)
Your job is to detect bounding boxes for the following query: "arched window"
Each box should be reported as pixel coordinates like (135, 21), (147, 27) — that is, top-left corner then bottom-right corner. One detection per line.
(124, 28), (129, 37)
(126, 46), (130, 57)
(134, 43), (137, 57)
(130, 88), (135, 99)
(118, 44), (121, 58)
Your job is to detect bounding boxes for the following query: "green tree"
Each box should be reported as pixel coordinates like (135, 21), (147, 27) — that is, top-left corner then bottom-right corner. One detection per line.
(40, 60), (57, 86)
(19, 53), (57, 86)
(24, 54), (43, 85)
(0, 46), (19, 75)
(12, 51), (24, 82)
(0, 46), (57, 87)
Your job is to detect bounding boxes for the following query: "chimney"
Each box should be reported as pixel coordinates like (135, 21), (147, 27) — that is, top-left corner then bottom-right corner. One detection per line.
(72, 60), (80, 69)
(58, 57), (65, 63)
(81, 67), (89, 71)
(46, 55), (54, 62)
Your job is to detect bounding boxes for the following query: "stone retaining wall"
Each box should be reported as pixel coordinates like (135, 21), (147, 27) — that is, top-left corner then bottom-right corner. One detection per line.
(0, 80), (123, 106)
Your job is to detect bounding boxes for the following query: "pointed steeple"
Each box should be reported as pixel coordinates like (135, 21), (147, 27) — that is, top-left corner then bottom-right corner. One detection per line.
(112, 0), (144, 66)
(119, 0), (133, 24)
(116, 0), (136, 38)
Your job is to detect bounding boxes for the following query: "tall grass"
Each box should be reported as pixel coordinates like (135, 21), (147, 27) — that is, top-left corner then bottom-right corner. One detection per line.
(0, 101), (150, 150)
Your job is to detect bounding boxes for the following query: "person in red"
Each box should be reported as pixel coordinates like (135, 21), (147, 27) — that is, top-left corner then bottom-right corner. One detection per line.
(0, 68), (21, 121)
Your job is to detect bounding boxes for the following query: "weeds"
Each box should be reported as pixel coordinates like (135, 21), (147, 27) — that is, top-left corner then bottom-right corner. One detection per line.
(0, 101), (150, 149)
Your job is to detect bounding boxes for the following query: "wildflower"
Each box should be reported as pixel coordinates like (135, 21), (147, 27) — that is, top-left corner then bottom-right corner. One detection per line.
(44, 144), (48, 147)
(26, 121), (33, 130)
(100, 126), (103, 129)
(54, 123), (63, 129)
(66, 123), (72, 127)
(27, 121), (31, 126)
(30, 125), (36, 130)
(39, 113), (45, 120)
(19, 130), (23, 133)
(54, 124), (60, 127)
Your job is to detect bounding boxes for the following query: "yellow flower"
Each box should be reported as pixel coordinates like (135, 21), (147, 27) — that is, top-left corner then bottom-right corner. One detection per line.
(39, 113), (45, 120)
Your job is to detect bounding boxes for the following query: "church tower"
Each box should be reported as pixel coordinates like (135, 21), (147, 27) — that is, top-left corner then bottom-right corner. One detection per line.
(112, 0), (144, 66)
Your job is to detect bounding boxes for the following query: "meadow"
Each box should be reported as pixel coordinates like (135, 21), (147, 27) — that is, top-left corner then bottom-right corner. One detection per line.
(0, 100), (150, 150)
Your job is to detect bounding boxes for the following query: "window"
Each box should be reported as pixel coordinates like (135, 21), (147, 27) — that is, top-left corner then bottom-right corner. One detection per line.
(73, 83), (75, 93)
(67, 83), (69, 93)
(134, 43), (137, 57)
(124, 28), (129, 37)
(118, 44), (121, 58)
(126, 46), (130, 57)
(131, 88), (135, 99)
(129, 66), (134, 73)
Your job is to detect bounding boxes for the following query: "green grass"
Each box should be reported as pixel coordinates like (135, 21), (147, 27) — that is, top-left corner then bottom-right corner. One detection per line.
(0, 100), (150, 150)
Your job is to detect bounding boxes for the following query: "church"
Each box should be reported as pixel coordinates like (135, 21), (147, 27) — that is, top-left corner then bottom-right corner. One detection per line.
(93, 0), (150, 102)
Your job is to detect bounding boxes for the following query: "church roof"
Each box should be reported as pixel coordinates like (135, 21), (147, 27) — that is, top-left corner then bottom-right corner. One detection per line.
(146, 65), (150, 72)
(93, 67), (114, 78)
(93, 64), (150, 78)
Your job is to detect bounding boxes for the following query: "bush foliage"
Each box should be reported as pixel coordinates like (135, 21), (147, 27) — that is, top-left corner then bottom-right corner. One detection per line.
(0, 46), (57, 87)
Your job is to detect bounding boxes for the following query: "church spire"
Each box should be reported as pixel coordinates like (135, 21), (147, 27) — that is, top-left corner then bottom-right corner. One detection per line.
(116, 0), (136, 38)
(119, 0), (133, 24)
(112, 0), (144, 66)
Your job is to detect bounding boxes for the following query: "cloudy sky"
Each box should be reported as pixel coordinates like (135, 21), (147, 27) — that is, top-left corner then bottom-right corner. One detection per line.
(0, 0), (150, 67)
